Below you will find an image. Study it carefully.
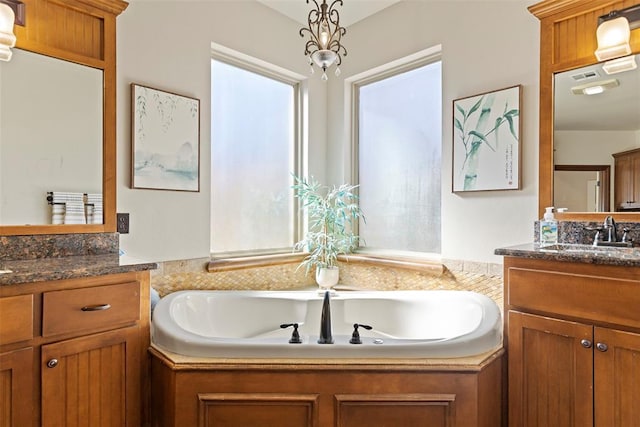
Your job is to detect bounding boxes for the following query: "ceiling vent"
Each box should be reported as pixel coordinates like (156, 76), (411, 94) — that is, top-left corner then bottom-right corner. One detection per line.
(571, 70), (600, 81)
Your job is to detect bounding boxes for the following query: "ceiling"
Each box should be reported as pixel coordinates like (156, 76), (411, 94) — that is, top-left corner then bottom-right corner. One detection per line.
(257, 0), (401, 27)
(554, 55), (640, 131)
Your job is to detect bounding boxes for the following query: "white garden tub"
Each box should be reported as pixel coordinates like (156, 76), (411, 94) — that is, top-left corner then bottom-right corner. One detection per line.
(151, 290), (502, 358)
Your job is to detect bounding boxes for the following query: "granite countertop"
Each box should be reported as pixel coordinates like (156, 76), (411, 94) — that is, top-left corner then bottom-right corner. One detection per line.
(495, 243), (640, 267)
(0, 253), (157, 286)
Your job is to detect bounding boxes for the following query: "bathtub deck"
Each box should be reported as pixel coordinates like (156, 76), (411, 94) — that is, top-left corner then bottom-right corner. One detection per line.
(150, 344), (503, 370)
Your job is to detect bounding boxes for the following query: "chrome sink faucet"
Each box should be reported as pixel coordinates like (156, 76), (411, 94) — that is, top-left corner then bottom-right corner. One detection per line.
(603, 216), (618, 242)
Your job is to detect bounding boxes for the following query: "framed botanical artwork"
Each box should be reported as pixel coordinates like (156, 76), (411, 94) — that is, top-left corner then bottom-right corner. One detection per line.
(131, 83), (200, 192)
(452, 85), (521, 192)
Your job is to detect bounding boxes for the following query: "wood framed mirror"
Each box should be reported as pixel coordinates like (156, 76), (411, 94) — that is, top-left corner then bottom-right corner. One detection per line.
(0, 0), (127, 235)
(530, 0), (640, 222)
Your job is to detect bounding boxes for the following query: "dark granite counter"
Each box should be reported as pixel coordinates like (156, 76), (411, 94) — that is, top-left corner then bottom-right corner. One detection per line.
(0, 253), (157, 286)
(495, 243), (640, 267)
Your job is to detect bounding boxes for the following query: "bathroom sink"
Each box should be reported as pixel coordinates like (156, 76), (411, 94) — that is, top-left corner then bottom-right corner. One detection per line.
(539, 243), (638, 256)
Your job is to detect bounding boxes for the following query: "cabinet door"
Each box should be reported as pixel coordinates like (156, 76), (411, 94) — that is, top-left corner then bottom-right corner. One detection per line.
(41, 327), (140, 427)
(594, 327), (640, 427)
(631, 152), (640, 206)
(508, 311), (593, 427)
(0, 347), (33, 427)
(614, 155), (633, 209)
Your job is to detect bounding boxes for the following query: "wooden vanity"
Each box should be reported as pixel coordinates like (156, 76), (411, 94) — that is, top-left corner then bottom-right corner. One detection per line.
(0, 0), (150, 426)
(524, 0), (640, 420)
(497, 244), (640, 426)
(0, 258), (154, 426)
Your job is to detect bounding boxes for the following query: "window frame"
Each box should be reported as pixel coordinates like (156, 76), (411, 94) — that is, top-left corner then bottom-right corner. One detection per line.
(348, 45), (443, 259)
(210, 43), (307, 258)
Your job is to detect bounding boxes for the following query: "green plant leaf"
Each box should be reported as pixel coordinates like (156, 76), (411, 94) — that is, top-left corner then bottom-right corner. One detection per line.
(505, 114), (518, 141)
(469, 131), (495, 152)
(467, 96), (484, 118)
(291, 174), (364, 272)
(454, 117), (463, 132)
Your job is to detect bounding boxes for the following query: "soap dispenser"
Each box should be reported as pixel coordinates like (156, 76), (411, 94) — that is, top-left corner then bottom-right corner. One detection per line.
(540, 207), (558, 246)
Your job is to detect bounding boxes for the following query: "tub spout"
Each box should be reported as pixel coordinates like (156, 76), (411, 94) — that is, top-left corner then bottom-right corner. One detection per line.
(318, 290), (334, 344)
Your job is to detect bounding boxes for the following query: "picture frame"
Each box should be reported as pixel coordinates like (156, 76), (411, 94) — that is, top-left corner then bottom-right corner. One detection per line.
(452, 85), (522, 192)
(131, 83), (200, 192)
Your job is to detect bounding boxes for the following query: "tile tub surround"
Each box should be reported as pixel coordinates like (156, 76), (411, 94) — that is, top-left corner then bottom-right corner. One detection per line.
(0, 233), (118, 260)
(533, 220), (640, 245)
(151, 257), (504, 307)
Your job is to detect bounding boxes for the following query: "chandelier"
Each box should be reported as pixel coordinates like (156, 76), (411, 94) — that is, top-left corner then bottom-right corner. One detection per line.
(299, 0), (347, 80)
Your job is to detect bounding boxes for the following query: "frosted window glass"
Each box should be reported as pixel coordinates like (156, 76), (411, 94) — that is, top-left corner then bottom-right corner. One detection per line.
(211, 60), (295, 253)
(358, 61), (442, 253)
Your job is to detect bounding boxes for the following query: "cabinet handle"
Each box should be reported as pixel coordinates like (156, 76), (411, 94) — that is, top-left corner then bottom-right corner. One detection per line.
(81, 303), (111, 312)
(580, 339), (592, 348)
(46, 359), (58, 368)
(596, 342), (609, 352)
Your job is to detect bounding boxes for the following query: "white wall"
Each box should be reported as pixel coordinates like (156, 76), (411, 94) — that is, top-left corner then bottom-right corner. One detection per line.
(555, 130), (639, 164)
(117, 0), (540, 264)
(327, 1), (540, 264)
(117, 1), (327, 261)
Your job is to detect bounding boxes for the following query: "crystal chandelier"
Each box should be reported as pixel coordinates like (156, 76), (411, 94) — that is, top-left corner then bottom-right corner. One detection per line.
(299, 0), (347, 81)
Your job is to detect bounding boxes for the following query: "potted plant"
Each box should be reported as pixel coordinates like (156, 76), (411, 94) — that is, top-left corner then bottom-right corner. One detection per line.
(292, 175), (364, 290)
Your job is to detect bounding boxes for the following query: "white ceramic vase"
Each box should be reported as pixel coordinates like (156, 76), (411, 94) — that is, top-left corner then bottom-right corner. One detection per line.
(315, 266), (339, 290)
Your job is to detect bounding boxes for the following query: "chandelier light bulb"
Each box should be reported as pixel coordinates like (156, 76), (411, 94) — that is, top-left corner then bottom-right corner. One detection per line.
(319, 21), (330, 49)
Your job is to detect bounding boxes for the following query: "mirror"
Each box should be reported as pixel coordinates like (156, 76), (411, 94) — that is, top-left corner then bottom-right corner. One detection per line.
(553, 54), (640, 213)
(0, 49), (103, 226)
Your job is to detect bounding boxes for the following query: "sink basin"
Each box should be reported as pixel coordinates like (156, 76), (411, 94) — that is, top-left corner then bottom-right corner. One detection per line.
(539, 243), (639, 256)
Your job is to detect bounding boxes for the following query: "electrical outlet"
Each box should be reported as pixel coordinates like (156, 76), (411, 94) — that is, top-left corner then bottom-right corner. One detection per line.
(117, 213), (130, 234)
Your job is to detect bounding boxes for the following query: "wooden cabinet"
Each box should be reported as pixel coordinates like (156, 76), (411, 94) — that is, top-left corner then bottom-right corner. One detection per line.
(0, 271), (150, 427)
(150, 347), (503, 427)
(593, 327), (640, 426)
(613, 148), (640, 211)
(0, 348), (34, 427)
(41, 327), (141, 427)
(504, 257), (640, 427)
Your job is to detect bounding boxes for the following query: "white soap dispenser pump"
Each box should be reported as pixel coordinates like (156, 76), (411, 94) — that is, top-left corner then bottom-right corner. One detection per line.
(540, 207), (558, 246)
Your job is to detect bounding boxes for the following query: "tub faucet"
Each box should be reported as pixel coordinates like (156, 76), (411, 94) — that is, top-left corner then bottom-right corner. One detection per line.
(318, 291), (334, 344)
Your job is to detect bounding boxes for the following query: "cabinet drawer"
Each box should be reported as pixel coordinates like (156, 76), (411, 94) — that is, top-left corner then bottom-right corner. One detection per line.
(0, 294), (33, 345)
(508, 267), (640, 328)
(43, 282), (140, 337)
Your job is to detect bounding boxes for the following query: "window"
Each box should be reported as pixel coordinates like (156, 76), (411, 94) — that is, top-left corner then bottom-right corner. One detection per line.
(211, 55), (301, 255)
(355, 53), (442, 254)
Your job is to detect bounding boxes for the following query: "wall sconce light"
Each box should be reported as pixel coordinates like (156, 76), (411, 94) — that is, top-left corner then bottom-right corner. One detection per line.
(603, 54), (638, 75)
(299, 0), (347, 81)
(0, 0), (25, 62)
(595, 5), (640, 62)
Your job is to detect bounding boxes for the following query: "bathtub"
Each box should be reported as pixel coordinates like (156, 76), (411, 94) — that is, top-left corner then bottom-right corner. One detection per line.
(151, 290), (502, 358)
